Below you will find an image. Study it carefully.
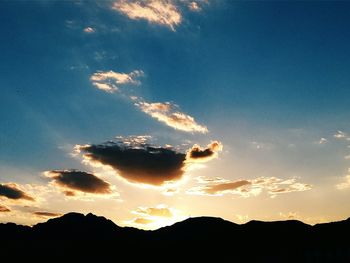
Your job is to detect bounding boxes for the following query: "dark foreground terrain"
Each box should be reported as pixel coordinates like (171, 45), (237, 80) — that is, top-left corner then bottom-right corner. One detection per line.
(1, 213), (350, 262)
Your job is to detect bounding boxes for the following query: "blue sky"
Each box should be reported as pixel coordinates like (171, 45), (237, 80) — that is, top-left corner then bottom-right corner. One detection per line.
(1, 1), (350, 228)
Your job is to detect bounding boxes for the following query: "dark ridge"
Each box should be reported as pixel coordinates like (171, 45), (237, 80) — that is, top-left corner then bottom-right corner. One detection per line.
(1, 213), (350, 261)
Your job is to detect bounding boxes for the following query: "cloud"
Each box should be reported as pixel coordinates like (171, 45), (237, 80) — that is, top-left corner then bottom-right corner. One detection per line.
(318, 138), (328, 144)
(112, 0), (182, 30)
(33, 211), (62, 218)
(83, 27), (95, 33)
(0, 205), (10, 212)
(336, 175), (350, 190)
(186, 141), (223, 162)
(75, 137), (222, 186)
(135, 101), (208, 133)
(135, 206), (173, 217)
(127, 204), (185, 229)
(334, 130), (347, 139)
(187, 176), (312, 197)
(77, 141), (186, 186)
(188, 1), (201, 11)
(133, 217), (153, 224)
(44, 170), (112, 195)
(0, 183), (34, 201)
(90, 70), (144, 93)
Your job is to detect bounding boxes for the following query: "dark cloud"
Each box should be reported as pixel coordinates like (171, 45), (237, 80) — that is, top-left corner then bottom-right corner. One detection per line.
(63, 190), (76, 197)
(45, 170), (112, 194)
(79, 142), (187, 186)
(187, 141), (223, 162)
(33, 211), (62, 218)
(0, 205), (11, 212)
(0, 183), (34, 201)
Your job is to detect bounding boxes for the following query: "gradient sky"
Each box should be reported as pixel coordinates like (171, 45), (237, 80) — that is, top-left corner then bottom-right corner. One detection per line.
(1, 0), (350, 229)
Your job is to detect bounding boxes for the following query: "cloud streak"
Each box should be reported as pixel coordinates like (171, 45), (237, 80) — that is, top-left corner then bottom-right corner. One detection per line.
(0, 205), (11, 212)
(0, 183), (34, 201)
(187, 176), (312, 197)
(135, 101), (208, 133)
(33, 211), (62, 218)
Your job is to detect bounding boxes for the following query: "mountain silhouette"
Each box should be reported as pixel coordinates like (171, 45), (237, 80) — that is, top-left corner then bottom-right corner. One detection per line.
(1, 213), (350, 262)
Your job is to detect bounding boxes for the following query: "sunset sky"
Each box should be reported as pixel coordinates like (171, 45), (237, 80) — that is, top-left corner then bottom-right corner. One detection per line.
(1, 0), (350, 229)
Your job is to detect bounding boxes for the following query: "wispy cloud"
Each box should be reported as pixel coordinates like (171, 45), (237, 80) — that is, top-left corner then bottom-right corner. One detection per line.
(336, 173), (350, 190)
(90, 70), (144, 93)
(135, 100), (208, 133)
(187, 176), (312, 197)
(112, 0), (182, 30)
(33, 211), (62, 218)
(334, 130), (347, 139)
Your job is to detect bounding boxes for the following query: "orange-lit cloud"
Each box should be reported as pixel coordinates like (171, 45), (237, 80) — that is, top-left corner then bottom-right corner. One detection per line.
(135, 206), (173, 217)
(0, 205), (11, 212)
(90, 70), (144, 93)
(127, 204), (185, 229)
(0, 183), (35, 201)
(133, 217), (153, 224)
(135, 101), (208, 133)
(75, 137), (222, 186)
(33, 211), (62, 218)
(187, 176), (312, 197)
(112, 0), (182, 30)
(44, 170), (112, 195)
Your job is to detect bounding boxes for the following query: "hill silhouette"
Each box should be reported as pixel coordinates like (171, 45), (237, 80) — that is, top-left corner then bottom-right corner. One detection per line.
(1, 213), (350, 262)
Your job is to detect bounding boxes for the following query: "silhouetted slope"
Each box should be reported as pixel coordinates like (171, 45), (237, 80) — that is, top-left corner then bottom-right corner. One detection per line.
(1, 213), (350, 261)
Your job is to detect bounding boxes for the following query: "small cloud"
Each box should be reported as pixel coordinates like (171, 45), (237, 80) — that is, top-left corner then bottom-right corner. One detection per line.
(344, 155), (350, 160)
(135, 100), (208, 133)
(188, 1), (201, 11)
(126, 204), (185, 229)
(33, 211), (62, 218)
(336, 175), (350, 190)
(90, 70), (144, 93)
(0, 183), (34, 201)
(135, 206), (173, 217)
(186, 141), (223, 162)
(133, 217), (153, 225)
(318, 138), (328, 144)
(0, 205), (11, 212)
(112, 0), (182, 30)
(83, 27), (95, 33)
(44, 170), (113, 195)
(92, 82), (116, 93)
(187, 176), (311, 197)
(334, 130), (347, 139)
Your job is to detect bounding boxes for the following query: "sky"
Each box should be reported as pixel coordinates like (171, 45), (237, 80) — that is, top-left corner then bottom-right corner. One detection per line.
(1, 0), (350, 229)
